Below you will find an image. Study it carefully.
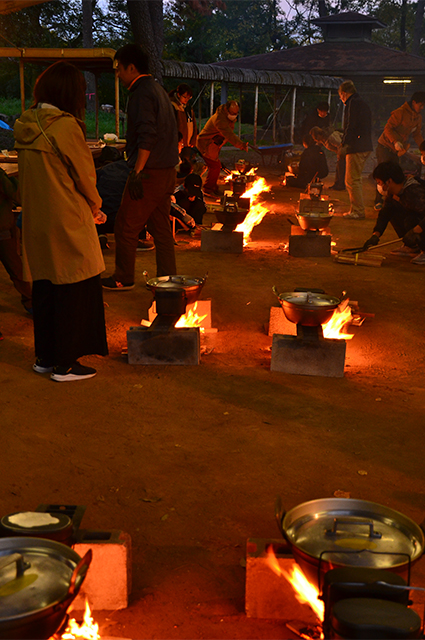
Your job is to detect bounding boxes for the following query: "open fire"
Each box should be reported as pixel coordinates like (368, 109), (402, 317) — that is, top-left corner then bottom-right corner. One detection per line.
(61, 601), (100, 640)
(266, 547), (324, 624)
(175, 301), (208, 331)
(235, 176), (271, 244)
(322, 299), (354, 340)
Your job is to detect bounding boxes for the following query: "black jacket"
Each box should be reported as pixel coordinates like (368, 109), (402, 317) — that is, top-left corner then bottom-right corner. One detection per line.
(342, 93), (373, 154)
(125, 76), (179, 170)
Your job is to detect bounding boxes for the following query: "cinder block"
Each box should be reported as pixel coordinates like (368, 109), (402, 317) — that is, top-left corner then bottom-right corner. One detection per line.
(127, 326), (200, 365)
(271, 333), (346, 377)
(73, 530), (131, 610)
(201, 229), (244, 253)
(245, 538), (318, 623)
(289, 226), (331, 257)
(268, 306), (296, 337)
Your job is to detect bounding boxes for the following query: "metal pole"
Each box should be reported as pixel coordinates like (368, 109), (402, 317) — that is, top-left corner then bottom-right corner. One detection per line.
(253, 84), (259, 146)
(239, 86), (242, 138)
(19, 58), (25, 114)
(95, 74), (99, 140)
(273, 86), (277, 144)
(328, 89), (331, 109)
(290, 87), (297, 144)
(210, 82), (215, 117)
(114, 68), (120, 137)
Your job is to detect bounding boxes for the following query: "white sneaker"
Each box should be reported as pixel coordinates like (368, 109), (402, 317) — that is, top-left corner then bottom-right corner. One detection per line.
(411, 251), (425, 265)
(343, 211), (365, 219)
(390, 244), (419, 256)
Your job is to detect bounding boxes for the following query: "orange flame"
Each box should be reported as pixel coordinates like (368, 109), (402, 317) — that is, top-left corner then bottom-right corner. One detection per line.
(322, 301), (353, 340)
(235, 176), (271, 243)
(175, 301), (207, 331)
(266, 547), (324, 622)
(61, 601), (100, 640)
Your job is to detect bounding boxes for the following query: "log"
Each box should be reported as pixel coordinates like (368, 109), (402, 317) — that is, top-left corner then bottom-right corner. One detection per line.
(334, 252), (385, 267)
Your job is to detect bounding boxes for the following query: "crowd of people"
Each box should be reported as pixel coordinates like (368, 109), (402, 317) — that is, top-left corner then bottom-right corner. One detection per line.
(289, 82), (425, 264)
(2, 44), (425, 380)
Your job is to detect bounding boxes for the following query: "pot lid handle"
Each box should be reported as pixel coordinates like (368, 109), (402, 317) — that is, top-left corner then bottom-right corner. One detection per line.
(0, 553), (30, 578)
(325, 517), (382, 539)
(69, 549), (92, 596)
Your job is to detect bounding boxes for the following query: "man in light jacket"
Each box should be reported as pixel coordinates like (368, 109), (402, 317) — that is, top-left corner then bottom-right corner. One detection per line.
(338, 80), (373, 219)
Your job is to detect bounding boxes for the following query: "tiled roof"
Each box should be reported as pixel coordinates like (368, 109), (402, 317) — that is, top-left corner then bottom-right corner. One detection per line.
(312, 11), (385, 26)
(214, 42), (425, 76)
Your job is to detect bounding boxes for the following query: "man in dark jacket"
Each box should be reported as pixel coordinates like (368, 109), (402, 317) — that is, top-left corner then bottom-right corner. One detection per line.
(362, 161), (425, 265)
(102, 45), (179, 290)
(339, 80), (373, 219)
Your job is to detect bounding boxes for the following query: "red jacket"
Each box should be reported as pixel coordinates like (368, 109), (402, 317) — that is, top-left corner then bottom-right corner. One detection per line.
(378, 101), (423, 152)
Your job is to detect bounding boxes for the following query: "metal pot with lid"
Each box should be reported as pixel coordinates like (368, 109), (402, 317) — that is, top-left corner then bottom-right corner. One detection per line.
(144, 273), (207, 307)
(0, 537), (91, 639)
(273, 288), (341, 326)
(276, 497), (425, 589)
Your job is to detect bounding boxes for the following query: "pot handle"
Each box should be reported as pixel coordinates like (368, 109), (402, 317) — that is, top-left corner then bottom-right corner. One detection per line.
(272, 286), (280, 298)
(142, 270), (150, 284)
(0, 553), (30, 578)
(68, 549), (92, 596)
(275, 496), (288, 539)
(325, 517), (382, 539)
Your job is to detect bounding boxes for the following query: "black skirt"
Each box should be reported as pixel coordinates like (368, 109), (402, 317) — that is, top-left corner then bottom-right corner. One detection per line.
(32, 274), (108, 367)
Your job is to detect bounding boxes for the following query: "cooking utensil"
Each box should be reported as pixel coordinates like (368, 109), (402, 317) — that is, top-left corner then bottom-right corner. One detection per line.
(0, 511), (73, 544)
(273, 288), (340, 326)
(340, 238), (403, 255)
(0, 537), (91, 639)
(296, 213), (332, 231)
(275, 497), (425, 588)
(144, 273), (207, 306)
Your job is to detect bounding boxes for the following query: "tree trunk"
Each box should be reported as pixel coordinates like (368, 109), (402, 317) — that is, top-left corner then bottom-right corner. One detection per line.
(400, 0), (407, 51)
(413, 0), (425, 55)
(318, 0), (328, 17)
(127, 0), (164, 84)
(82, 0), (96, 111)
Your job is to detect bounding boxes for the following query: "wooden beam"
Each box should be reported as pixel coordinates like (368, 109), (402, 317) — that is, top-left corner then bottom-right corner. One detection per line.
(253, 85), (259, 146)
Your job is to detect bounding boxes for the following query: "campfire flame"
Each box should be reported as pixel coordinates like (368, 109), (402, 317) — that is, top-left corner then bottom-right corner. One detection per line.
(235, 176), (271, 243)
(61, 601), (100, 639)
(266, 547), (324, 623)
(175, 301), (207, 331)
(322, 301), (354, 340)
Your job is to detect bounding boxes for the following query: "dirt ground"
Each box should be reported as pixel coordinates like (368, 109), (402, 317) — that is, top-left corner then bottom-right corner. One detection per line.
(1, 154), (425, 639)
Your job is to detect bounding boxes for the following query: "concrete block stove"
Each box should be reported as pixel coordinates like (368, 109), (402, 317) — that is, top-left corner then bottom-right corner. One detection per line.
(127, 274), (208, 365)
(271, 288), (346, 378)
(289, 193), (333, 258)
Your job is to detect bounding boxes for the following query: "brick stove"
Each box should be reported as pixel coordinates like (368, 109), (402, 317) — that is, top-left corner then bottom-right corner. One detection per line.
(271, 288), (347, 377)
(289, 193), (333, 258)
(127, 274), (208, 365)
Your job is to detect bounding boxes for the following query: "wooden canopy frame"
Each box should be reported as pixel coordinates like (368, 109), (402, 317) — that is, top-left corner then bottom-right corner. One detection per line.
(0, 46), (120, 137)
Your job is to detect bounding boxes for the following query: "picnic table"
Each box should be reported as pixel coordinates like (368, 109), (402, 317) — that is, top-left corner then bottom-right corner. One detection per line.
(0, 141), (125, 178)
(253, 143), (293, 166)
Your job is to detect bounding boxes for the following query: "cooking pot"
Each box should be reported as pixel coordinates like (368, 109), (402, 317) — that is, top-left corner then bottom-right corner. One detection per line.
(0, 537), (91, 639)
(276, 497), (425, 589)
(296, 213), (332, 231)
(0, 511), (73, 545)
(144, 273), (207, 306)
(273, 288), (340, 326)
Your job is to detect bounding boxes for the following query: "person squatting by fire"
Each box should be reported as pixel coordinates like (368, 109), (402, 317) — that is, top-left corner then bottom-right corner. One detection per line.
(362, 161), (425, 265)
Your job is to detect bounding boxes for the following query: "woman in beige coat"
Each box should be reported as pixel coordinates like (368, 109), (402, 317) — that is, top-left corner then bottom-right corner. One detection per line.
(14, 61), (108, 381)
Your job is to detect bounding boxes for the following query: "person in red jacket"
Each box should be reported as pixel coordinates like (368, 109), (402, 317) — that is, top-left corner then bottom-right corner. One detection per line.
(196, 100), (248, 197)
(374, 92), (425, 209)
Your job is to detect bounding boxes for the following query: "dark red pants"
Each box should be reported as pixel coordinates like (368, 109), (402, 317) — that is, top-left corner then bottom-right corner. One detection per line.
(203, 156), (222, 191)
(113, 167), (177, 283)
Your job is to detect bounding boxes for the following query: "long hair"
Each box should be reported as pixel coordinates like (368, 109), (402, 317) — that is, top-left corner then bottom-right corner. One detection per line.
(33, 61), (86, 120)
